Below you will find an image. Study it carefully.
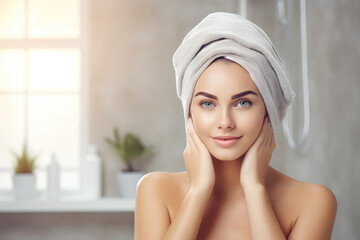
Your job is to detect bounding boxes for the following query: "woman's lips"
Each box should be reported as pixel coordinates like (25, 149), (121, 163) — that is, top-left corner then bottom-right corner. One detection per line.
(212, 136), (241, 147)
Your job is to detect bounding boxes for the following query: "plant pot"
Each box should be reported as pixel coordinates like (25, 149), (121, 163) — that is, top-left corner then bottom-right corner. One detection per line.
(13, 174), (36, 199)
(117, 171), (144, 198)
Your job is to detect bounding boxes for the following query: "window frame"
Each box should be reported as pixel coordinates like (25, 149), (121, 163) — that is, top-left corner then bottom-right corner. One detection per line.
(0, 0), (89, 197)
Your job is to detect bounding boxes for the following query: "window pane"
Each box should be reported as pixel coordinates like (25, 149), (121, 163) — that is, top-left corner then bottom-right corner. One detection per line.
(29, 0), (80, 38)
(35, 169), (46, 190)
(28, 95), (80, 169)
(61, 171), (80, 190)
(35, 170), (80, 191)
(0, 172), (12, 190)
(0, 95), (25, 168)
(0, 49), (25, 91)
(29, 49), (80, 91)
(0, 0), (25, 38)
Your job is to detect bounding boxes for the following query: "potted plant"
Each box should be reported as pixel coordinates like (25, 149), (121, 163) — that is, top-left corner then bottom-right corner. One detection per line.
(11, 143), (38, 199)
(105, 128), (148, 198)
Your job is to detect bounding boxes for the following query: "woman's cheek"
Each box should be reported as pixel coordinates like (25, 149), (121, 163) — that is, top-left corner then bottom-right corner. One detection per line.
(192, 111), (215, 143)
(240, 113), (264, 141)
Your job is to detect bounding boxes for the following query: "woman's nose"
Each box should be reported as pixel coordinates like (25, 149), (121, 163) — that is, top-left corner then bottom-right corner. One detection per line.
(217, 108), (235, 130)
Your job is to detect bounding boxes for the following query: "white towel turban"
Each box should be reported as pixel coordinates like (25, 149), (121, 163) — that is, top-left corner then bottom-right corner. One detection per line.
(173, 12), (295, 130)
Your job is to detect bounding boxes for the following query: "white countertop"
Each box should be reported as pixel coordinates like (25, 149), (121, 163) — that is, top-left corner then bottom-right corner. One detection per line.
(0, 197), (135, 213)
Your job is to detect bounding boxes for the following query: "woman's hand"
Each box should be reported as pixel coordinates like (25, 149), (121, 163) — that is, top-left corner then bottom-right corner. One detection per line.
(240, 116), (276, 187)
(184, 117), (215, 192)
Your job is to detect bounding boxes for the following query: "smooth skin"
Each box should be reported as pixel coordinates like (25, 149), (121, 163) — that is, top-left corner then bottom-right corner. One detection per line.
(135, 59), (337, 240)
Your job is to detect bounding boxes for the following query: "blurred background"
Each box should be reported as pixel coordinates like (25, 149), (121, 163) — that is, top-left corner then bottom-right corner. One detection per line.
(0, 0), (359, 239)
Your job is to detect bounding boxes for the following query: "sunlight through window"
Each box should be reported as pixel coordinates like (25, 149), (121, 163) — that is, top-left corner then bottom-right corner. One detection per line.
(0, 0), (83, 194)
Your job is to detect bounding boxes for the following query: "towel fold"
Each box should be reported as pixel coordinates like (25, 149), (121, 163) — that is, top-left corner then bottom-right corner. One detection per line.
(173, 12), (295, 130)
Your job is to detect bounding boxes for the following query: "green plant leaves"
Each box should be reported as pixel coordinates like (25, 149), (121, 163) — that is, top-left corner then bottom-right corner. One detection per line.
(104, 128), (147, 171)
(122, 133), (146, 163)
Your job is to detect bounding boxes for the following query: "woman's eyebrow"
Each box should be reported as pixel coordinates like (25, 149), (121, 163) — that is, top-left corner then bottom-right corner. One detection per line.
(231, 91), (259, 99)
(194, 91), (258, 100)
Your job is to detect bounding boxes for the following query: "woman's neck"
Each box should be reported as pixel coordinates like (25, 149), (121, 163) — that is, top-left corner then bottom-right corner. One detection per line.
(211, 155), (245, 202)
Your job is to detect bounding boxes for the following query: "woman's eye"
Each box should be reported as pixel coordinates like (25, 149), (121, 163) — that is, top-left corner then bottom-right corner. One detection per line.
(237, 100), (251, 108)
(200, 101), (214, 108)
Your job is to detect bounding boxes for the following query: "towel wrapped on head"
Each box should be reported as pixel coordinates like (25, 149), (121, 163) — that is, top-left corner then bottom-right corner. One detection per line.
(173, 12), (295, 130)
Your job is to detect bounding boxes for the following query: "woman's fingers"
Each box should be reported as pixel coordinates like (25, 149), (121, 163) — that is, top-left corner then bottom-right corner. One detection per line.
(245, 116), (274, 160)
(187, 118), (204, 150)
(263, 117), (272, 145)
(187, 119), (197, 146)
(184, 117), (215, 190)
(255, 116), (275, 158)
(250, 116), (268, 150)
(185, 118), (205, 159)
(264, 117), (275, 148)
(240, 116), (276, 186)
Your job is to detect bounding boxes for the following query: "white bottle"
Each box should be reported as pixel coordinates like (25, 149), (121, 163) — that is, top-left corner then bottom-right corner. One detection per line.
(47, 153), (60, 200)
(83, 145), (102, 199)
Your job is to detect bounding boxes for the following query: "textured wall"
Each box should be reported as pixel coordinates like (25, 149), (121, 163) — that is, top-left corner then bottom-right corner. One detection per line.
(247, 0), (360, 239)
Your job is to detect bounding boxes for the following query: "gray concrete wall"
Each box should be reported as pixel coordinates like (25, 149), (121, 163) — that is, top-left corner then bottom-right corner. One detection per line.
(247, 0), (360, 239)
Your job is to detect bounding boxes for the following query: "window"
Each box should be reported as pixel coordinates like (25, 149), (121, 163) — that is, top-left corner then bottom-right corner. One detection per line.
(0, 0), (86, 195)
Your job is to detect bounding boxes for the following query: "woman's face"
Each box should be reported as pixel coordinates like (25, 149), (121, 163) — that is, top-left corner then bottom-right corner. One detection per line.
(189, 59), (267, 161)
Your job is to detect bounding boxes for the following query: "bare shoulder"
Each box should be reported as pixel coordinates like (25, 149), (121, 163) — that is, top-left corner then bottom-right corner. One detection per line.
(137, 171), (189, 202)
(298, 181), (337, 206)
(137, 171), (188, 191)
(268, 167), (337, 239)
(135, 171), (189, 239)
(269, 167), (337, 208)
(138, 171), (188, 182)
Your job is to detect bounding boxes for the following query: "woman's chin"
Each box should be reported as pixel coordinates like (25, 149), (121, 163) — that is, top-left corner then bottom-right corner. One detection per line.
(204, 141), (248, 162)
(210, 150), (245, 162)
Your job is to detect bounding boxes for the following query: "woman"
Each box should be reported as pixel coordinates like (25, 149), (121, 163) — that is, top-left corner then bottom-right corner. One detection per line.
(135, 12), (337, 239)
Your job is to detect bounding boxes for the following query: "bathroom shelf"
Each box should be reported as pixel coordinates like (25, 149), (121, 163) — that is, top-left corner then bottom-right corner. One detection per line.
(0, 197), (135, 213)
